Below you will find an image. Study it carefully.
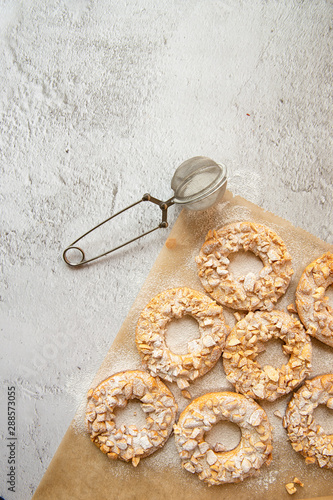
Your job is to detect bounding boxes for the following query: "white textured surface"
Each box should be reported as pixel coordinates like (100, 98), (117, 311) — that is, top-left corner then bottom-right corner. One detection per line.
(0, 1), (332, 498)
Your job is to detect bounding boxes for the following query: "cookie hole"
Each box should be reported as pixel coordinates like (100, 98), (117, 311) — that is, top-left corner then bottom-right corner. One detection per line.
(205, 419), (241, 452)
(114, 399), (147, 429)
(228, 250), (263, 279)
(256, 338), (289, 369)
(313, 404), (333, 435)
(165, 315), (200, 355)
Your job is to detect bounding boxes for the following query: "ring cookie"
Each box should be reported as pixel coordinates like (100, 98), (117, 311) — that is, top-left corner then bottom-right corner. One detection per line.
(196, 222), (293, 311)
(296, 252), (333, 347)
(86, 370), (177, 466)
(283, 374), (333, 468)
(136, 287), (229, 391)
(174, 392), (273, 485)
(223, 310), (312, 401)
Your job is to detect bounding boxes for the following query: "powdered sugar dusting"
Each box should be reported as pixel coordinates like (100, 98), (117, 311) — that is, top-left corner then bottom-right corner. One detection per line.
(68, 192), (333, 498)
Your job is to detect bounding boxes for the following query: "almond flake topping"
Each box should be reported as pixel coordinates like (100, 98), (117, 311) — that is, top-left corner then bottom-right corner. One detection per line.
(136, 287), (229, 388)
(296, 252), (333, 347)
(223, 310), (312, 402)
(174, 391), (272, 486)
(196, 222), (293, 311)
(86, 370), (177, 466)
(284, 374), (333, 469)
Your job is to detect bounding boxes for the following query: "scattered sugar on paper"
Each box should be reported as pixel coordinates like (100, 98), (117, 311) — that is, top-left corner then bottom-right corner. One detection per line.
(184, 248), (201, 274)
(185, 202), (252, 241)
(247, 469), (279, 491)
(69, 343), (144, 435)
(67, 197), (333, 496)
(100, 438), (197, 485)
(218, 205), (252, 225)
(66, 369), (96, 435)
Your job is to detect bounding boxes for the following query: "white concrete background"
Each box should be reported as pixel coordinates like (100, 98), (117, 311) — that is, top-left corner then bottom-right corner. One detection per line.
(0, 0), (332, 498)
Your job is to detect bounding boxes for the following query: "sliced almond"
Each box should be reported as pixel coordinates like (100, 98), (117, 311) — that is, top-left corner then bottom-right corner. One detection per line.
(132, 456), (140, 467)
(285, 483), (297, 495)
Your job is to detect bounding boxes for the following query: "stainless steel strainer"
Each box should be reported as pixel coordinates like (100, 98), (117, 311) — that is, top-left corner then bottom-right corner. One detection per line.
(63, 156), (227, 266)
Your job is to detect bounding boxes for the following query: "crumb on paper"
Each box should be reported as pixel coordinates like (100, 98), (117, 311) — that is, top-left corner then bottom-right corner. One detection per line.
(181, 389), (192, 399)
(285, 483), (297, 495)
(273, 410), (283, 419)
(287, 303), (297, 313)
(285, 477), (304, 495)
(165, 238), (177, 249)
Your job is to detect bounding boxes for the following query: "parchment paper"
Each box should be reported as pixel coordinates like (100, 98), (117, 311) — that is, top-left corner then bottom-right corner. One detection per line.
(32, 191), (333, 500)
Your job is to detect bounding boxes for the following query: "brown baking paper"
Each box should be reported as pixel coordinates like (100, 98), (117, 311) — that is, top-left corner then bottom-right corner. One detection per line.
(33, 191), (333, 500)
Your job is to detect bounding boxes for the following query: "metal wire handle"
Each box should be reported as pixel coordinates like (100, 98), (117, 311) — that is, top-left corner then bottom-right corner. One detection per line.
(62, 194), (175, 267)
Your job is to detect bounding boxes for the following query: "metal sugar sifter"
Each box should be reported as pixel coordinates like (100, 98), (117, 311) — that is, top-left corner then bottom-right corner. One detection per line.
(63, 156), (227, 267)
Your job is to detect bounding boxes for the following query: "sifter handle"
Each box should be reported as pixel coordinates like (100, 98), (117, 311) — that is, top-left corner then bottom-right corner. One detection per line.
(62, 194), (174, 267)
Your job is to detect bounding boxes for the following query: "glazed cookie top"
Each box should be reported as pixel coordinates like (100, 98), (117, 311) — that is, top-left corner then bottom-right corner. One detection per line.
(196, 222), (294, 311)
(296, 252), (333, 347)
